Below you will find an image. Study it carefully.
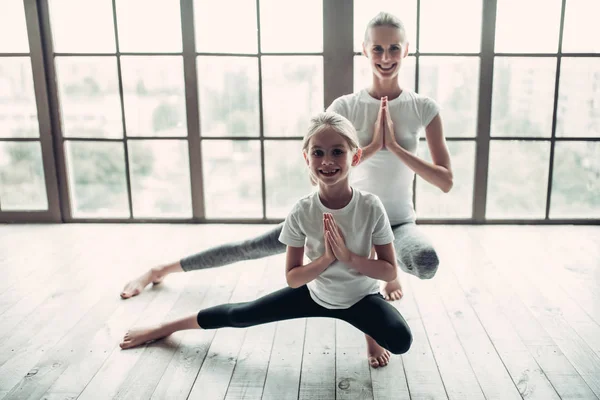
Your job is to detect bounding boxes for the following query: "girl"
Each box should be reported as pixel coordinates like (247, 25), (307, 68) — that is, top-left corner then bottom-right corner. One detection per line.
(121, 11), (451, 367)
(120, 112), (413, 368)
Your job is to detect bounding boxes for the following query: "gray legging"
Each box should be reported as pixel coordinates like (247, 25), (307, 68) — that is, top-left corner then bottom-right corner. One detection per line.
(181, 222), (438, 280)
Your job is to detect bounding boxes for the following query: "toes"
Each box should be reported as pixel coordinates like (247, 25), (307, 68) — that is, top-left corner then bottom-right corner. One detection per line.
(369, 357), (380, 368)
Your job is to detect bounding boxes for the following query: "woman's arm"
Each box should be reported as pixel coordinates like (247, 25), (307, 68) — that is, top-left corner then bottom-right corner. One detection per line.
(387, 114), (454, 193)
(346, 243), (397, 282)
(285, 246), (334, 289)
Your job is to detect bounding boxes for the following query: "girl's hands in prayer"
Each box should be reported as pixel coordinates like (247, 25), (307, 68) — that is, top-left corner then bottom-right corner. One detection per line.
(323, 213), (336, 263)
(324, 213), (352, 263)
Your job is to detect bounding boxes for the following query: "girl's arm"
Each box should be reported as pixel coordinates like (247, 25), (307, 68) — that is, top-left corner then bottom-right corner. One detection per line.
(346, 243), (397, 282)
(386, 114), (454, 193)
(285, 246), (334, 289)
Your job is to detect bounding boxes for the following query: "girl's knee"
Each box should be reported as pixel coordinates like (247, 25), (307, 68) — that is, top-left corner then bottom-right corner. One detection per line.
(389, 326), (413, 354)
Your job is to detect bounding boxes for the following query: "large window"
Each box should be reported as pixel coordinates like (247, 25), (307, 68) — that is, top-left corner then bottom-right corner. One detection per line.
(1, 0), (598, 223)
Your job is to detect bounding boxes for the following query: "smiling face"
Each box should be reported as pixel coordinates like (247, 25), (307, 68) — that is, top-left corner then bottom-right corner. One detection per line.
(363, 25), (409, 82)
(303, 127), (361, 188)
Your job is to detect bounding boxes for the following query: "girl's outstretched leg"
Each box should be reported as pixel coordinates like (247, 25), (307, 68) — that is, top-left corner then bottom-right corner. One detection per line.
(120, 314), (200, 349)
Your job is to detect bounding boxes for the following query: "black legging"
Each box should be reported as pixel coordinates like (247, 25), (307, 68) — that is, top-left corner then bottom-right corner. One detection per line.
(196, 285), (412, 355)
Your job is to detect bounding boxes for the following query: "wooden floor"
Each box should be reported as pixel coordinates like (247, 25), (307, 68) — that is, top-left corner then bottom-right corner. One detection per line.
(0, 224), (598, 400)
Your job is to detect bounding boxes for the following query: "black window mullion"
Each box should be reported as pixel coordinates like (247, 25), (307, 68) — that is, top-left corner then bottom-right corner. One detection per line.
(181, 0), (205, 220)
(256, 0), (267, 220)
(472, 0), (498, 222)
(545, 0), (568, 219)
(111, 0), (134, 219)
(37, 0), (73, 221)
(22, 0), (61, 221)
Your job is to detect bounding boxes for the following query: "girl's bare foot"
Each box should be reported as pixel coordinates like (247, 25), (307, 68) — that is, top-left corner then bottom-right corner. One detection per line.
(381, 278), (403, 301)
(120, 315), (199, 349)
(120, 262), (183, 299)
(365, 335), (390, 368)
(120, 326), (168, 349)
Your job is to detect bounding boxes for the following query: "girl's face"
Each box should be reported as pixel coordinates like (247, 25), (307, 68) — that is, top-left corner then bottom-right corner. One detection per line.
(363, 26), (409, 81)
(303, 127), (361, 187)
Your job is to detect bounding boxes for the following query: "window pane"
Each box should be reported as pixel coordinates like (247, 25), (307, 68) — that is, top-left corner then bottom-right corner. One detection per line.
(129, 140), (191, 218)
(416, 140), (474, 218)
(353, 0), (417, 52)
(495, 0), (561, 53)
(556, 58), (600, 138)
(198, 57), (259, 137)
(0, 142), (47, 210)
(486, 140), (550, 219)
(201, 140), (262, 218)
(66, 141), (129, 218)
(0, 0), (29, 53)
(420, 0), (482, 53)
(55, 57), (122, 138)
(262, 56), (323, 137)
(195, 0), (257, 53)
(550, 141), (599, 218)
(491, 57), (556, 138)
(354, 55), (415, 93)
(121, 56), (186, 137)
(562, 0), (600, 52)
(115, 0), (182, 52)
(419, 57), (479, 137)
(259, 0), (322, 52)
(264, 140), (314, 219)
(48, 0), (115, 53)
(0, 58), (38, 138)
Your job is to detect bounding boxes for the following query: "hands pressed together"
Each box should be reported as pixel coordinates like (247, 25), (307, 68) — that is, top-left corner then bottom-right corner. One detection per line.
(372, 96), (397, 151)
(323, 213), (352, 263)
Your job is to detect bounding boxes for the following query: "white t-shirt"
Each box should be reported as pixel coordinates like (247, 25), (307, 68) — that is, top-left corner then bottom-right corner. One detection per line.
(279, 188), (395, 309)
(327, 89), (440, 225)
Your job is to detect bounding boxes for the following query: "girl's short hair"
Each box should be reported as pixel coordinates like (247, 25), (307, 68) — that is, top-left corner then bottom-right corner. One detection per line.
(302, 112), (360, 186)
(364, 11), (407, 44)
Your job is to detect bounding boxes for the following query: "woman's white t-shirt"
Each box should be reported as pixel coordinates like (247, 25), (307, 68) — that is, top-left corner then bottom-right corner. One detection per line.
(279, 188), (395, 309)
(327, 89), (440, 225)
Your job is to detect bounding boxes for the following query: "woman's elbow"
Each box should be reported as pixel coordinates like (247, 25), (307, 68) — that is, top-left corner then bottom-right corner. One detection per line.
(440, 172), (453, 193)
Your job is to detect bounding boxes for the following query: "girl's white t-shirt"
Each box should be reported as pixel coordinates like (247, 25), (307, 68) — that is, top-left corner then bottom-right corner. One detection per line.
(327, 89), (440, 225)
(279, 188), (395, 309)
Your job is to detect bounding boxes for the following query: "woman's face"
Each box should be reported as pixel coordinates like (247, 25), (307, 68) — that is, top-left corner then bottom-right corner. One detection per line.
(363, 26), (409, 82)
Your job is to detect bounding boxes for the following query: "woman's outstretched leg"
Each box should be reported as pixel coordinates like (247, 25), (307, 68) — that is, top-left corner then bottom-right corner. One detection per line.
(120, 223), (286, 299)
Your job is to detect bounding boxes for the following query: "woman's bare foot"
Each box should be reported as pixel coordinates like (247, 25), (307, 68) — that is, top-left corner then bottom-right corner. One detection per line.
(381, 278), (403, 301)
(120, 326), (169, 349)
(120, 262), (183, 299)
(365, 335), (390, 368)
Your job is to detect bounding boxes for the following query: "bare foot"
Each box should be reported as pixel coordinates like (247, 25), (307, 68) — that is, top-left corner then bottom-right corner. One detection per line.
(381, 278), (403, 301)
(120, 268), (165, 299)
(365, 335), (390, 368)
(120, 326), (168, 349)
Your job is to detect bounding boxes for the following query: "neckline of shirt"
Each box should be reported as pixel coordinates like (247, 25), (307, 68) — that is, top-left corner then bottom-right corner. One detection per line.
(315, 187), (357, 214)
(360, 88), (409, 104)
